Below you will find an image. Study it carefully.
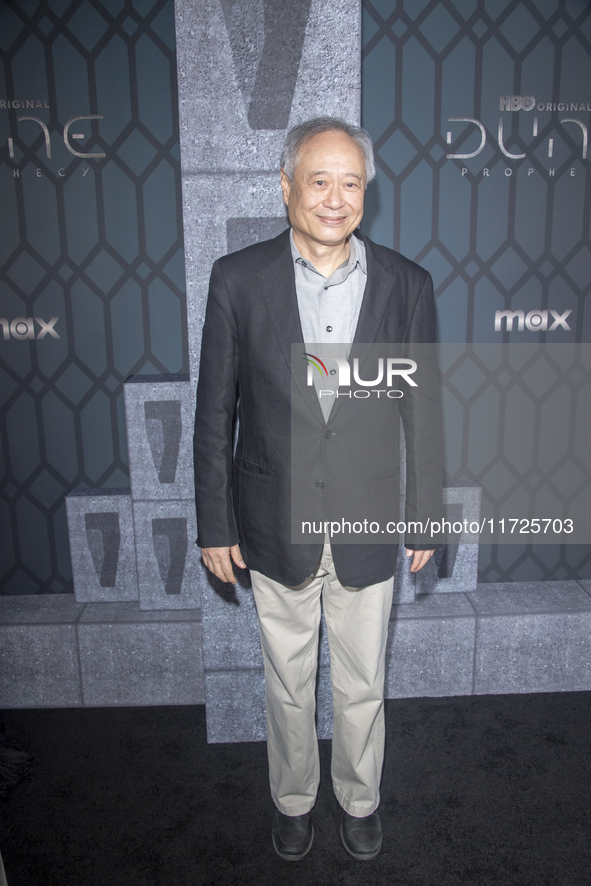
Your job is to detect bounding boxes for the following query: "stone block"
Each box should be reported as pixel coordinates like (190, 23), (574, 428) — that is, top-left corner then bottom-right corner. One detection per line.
(316, 665), (333, 740)
(78, 621), (204, 706)
(202, 576), (333, 741)
(226, 216), (289, 254)
(398, 429), (481, 596)
(204, 664), (334, 744)
(202, 596), (263, 672)
(474, 611), (591, 695)
(578, 580), (591, 599)
(468, 581), (591, 615)
(124, 375), (195, 502)
(394, 544), (417, 603)
(79, 601), (202, 624)
(0, 624), (82, 707)
(318, 609), (330, 668)
(0, 594), (85, 624)
(133, 500), (202, 610)
(65, 489), (138, 603)
(175, 0), (360, 175)
(180, 173), (288, 375)
(174, 0), (363, 741)
(202, 594), (333, 742)
(205, 668), (267, 743)
(385, 612), (475, 699)
(316, 612), (333, 738)
(290, 0), (360, 126)
(199, 565), (260, 668)
(391, 592), (475, 620)
(175, 0), (284, 175)
(414, 485), (482, 594)
(393, 426), (416, 603)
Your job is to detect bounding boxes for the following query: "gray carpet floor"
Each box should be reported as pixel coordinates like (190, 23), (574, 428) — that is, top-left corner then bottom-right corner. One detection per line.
(1, 692), (590, 885)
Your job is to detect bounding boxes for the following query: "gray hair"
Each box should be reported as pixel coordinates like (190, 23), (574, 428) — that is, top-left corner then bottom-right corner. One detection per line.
(280, 117), (376, 186)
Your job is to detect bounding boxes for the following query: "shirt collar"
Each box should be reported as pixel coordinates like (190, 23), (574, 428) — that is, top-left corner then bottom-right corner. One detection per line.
(289, 228), (367, 277)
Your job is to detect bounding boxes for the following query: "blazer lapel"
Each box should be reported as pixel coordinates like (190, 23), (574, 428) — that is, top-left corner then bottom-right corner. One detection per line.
(256, 231), (325, 424)
(352, 235), (398, 346)
(328, 234), (400, 424)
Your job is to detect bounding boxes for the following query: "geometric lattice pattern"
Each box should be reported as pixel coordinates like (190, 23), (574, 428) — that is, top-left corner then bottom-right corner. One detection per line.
(440, 344), (591, 548)
(361, 0), (591, 581)
(0, 0), (188, 595)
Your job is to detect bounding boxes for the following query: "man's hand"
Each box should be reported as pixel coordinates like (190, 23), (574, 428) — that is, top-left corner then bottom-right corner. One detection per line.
(201, 544), (245, 584)
(406, 548), (435, 573)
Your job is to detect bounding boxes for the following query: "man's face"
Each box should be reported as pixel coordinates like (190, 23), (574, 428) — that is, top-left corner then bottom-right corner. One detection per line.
(280, 130), (366, 252)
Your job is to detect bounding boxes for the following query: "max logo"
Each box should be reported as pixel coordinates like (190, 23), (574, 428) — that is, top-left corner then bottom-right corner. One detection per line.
(303, 353), (418, 387)
(1, 317), (59, 340)
(494, 310), (572, 332)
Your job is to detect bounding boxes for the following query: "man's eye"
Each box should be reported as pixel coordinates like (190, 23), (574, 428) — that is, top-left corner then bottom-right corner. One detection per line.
(314, 180), (325, 186)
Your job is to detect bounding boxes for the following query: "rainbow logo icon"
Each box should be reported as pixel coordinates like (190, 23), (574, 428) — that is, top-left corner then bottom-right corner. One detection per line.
(302, 352), (328, 377)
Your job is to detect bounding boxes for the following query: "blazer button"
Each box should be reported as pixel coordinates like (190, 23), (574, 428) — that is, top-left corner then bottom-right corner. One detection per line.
(324, 430), (333, 439)
(315, 481), (325, 489)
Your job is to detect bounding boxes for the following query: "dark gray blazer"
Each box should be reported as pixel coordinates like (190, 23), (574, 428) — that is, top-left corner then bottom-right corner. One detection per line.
(193, 228), (442, 587)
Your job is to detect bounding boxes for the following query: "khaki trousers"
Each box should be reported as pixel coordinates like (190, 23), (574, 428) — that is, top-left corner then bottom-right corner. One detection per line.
(250, 543), (394, 817)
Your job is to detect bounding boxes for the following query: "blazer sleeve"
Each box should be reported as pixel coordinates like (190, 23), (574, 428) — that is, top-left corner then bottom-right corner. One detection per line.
(399, 269), (444, 549)
(193, 259), (240, 548)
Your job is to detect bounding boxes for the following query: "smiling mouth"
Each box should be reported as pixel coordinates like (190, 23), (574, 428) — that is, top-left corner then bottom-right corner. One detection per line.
(316, 216), (347, 225)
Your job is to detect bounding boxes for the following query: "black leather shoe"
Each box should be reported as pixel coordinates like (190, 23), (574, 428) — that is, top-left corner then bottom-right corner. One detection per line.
(272, 809), (314, 861)
(340, 809), (382, 860)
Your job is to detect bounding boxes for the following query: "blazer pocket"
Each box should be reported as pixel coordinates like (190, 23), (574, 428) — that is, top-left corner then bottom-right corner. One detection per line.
(372, 466), (400, 480)
(235, 456), (275, 477)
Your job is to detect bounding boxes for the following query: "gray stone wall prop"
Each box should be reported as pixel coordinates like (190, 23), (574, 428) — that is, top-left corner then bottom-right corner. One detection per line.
(124, 374), (194, 503)
(227, 216), (290, 253)
(18, 0), (585, 735)
(3, 582), (591, 714)
(201, 567), (334, 742)
(174, 0), (360, 173)
(415, 485), (482, 595)
(398, 428), (482, 599)
(174, 0), (361, 378)
(65, 489), (139, 604)
(388, 581), (591, 701)
(386, 594), (476, 699)
(174, 0), (361, 741)
(200, 570), (267, 743)
(0, 597), (204, 708)
(78, 604), (204, 707)
(205, 668), (267, 744)
(178, 173), (288, 375)
(0, 596), (84, 708)
(469, 582), (591, 695)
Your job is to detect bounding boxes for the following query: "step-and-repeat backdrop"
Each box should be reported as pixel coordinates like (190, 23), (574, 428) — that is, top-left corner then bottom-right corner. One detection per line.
(0, 0), (188, 595)
(361, 0), (591, 582)
(1, 0), (590, 599)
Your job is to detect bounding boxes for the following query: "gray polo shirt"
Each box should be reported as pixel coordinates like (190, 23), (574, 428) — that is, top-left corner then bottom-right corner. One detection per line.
(291, 230), (368, 421)
(290, 228), (367, 348)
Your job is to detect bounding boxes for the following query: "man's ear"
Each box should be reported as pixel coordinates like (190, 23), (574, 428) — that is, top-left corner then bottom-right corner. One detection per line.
(280, 168), (291, 207)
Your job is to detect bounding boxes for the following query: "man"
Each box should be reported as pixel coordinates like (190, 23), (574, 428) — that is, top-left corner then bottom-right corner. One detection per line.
(194, 117), (441, 861)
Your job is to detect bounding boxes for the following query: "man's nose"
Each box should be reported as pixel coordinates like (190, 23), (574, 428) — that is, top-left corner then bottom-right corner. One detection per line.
(322, 185), (345, 208)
